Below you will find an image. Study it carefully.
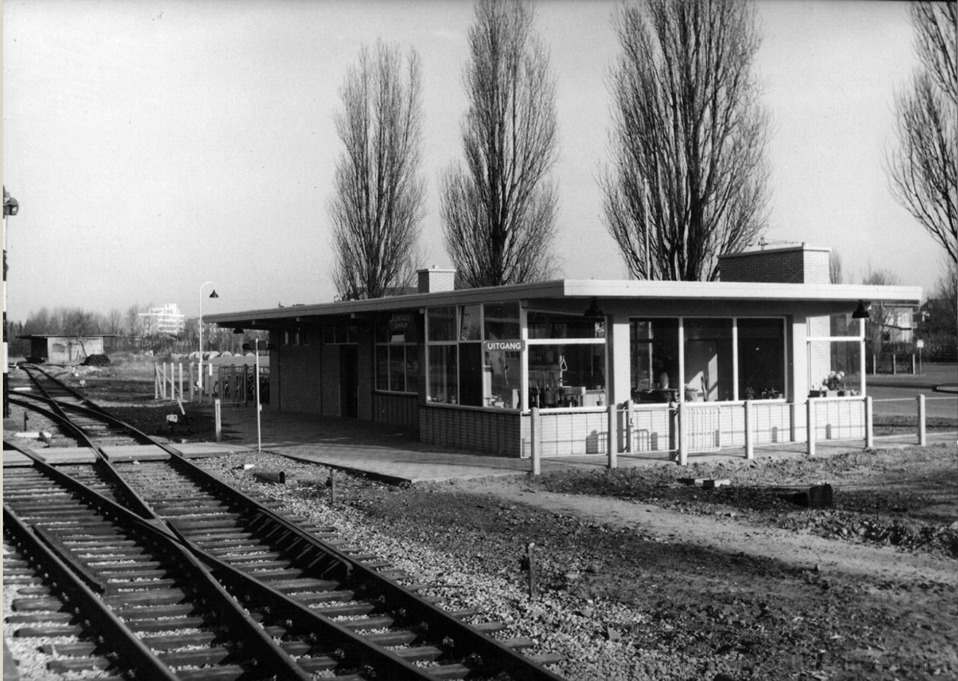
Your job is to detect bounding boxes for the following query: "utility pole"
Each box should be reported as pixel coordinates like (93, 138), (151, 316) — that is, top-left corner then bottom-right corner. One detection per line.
(3, 187), (20, 418)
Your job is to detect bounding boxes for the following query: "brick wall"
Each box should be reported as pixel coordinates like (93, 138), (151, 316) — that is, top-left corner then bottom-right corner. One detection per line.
(718, 245), (831, 284)
(420, 406), (522, 457)
(372, 393), (419, 431)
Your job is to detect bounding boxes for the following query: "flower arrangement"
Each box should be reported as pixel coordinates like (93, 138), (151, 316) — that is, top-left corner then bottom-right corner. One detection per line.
(822, 371), (845, 391)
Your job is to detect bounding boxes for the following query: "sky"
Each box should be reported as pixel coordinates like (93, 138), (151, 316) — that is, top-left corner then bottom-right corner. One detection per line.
(2, 0), (948, 323)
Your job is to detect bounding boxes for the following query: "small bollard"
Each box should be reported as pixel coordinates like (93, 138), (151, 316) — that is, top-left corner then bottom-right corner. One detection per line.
(253, 470), (286, 484)
(327, 472), (337, 505)
(23, 412), (28, 431)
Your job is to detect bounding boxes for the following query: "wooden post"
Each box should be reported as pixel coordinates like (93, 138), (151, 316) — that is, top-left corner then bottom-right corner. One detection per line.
(607, 402), (617, 469)
(892, 354), (897, 375)
(178, 362), (184, 402)
(189, 362), (195, 401)
(917, 394), (926, 446)
(677, 402), (688, 466)
(154, 363), (160, 400)
(530, 407), (541, 476)
(911, 354), (916, 375)
(807, 398), (816, 457)
(744, 400), (754, 460)
(214, 398), (222, 442)
(526, 542), (537, 600)
(625, 399), (634, 453)
(864, 396), (874, 449)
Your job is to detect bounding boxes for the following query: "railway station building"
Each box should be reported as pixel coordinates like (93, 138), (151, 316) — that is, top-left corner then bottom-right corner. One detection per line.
(207, 245), (921, 460)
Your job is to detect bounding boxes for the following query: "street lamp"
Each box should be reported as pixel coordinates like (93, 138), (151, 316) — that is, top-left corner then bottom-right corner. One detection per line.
(198, 282), (219, 392)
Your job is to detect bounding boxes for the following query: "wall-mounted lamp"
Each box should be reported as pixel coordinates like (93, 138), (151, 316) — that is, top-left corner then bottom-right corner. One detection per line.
(852, 301), (871, 320)
(584, 298), (604, 319)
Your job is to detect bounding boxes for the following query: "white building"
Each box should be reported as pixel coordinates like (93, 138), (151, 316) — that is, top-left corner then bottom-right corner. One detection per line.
(139, 304), (186, 336)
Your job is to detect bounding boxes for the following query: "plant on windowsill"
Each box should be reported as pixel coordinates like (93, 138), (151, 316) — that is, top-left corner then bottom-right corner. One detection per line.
(820, 371), (845, 397)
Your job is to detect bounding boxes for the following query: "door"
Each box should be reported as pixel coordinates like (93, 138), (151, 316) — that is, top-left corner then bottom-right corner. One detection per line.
(339, 345), (358, 418)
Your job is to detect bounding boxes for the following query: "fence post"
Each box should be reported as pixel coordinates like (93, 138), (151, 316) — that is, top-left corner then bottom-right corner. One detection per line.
(744, 400), (754, 460)
(912, 354), (916, 375)
(677, 402), (688, 466)
(917, 394), (926, 446)
(892, 355), (897, 375)
(215, 398), (222, 442)
(154, 363), (159, 400)
(178, 362), (184, 402)
(189, 362), (195, 401)
(530, 407), (541, 476)
(864, 396), (873, 449)
(806, 398), (816, 457)
(789, 402), (797, 442)
(607, 403), (617, 469)
(626, 399), (634, 453)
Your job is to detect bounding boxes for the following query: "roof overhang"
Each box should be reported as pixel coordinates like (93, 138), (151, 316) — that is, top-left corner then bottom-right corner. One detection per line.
(205, 279), (923, 329)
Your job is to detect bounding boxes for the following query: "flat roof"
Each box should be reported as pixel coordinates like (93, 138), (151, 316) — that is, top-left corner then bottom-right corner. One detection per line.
(205, 279), (922, 328)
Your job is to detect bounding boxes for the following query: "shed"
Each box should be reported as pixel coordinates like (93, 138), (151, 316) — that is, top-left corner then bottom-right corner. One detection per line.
(18, 335), (109, 364)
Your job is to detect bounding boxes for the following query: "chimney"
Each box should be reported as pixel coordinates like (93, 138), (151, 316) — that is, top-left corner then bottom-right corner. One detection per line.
(718, 244), (831, 284)
(417, 267), (457, 294)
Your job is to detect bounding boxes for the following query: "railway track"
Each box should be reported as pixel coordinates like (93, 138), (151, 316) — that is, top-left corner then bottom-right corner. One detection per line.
(4, 371), (567, 681)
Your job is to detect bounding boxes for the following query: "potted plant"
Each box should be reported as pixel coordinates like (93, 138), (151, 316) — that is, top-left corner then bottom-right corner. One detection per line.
(822, 371), (845, 397)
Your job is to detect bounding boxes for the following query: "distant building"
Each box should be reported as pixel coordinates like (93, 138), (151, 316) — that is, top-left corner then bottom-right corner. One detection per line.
(138, 304), (185, 336)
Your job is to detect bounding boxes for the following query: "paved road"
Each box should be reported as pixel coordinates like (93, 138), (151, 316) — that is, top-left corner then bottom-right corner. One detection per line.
(867, 363), (958, 419)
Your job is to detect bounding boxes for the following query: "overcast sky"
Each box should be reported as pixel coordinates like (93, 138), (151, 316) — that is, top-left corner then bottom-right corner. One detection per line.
(2, 0), (946, 322)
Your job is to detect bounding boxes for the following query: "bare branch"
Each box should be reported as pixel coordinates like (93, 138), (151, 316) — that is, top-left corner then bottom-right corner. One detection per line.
(886, 2), (958, 265)
(601, 0), (770, 281)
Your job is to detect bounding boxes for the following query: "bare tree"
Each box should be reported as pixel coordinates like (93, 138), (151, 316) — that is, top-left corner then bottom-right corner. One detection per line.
(829, 250), (844, 284)
(886, 2), (957, 264)
(602, 0), (770, 281)
(441, 0), (558, 288)
(330, 41), (425, 300)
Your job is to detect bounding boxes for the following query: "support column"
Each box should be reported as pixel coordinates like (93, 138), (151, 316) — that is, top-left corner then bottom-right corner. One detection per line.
(806, 398), (816, 457)
(530, 407), (541, 476)
(917, 394), (926, 446)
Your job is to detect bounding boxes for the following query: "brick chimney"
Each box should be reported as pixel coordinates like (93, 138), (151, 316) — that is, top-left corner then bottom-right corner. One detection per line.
(718, 244), (831, 284)
(417, 267), (456, 294)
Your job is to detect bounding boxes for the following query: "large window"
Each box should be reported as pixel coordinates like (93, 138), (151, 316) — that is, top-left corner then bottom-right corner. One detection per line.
(808, 313), (863, 396)
(375, 314), (420, 394)
(738, 319), (786, 400)
(631, 319), (679, 402)
(426, 302), (522, 408)
(631, 317), (786, 403)
(528, 310), (607, 409)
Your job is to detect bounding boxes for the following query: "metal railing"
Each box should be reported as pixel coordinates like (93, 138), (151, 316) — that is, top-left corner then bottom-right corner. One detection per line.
(526, 392), (956, 472)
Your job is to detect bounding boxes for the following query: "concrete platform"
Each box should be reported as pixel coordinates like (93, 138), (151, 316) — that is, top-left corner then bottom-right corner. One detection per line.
(215, 406), (957, 485)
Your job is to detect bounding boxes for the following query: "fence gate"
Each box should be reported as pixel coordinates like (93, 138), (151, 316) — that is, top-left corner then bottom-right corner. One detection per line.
(683, 405), (723, 452)
(217, 365), (250, 407)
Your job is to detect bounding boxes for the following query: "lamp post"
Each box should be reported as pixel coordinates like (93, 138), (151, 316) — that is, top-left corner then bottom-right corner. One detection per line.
(198, 281), (219, 392)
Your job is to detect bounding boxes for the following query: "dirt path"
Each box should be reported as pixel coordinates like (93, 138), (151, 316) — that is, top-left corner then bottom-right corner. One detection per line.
(460, 480), (958, 586)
